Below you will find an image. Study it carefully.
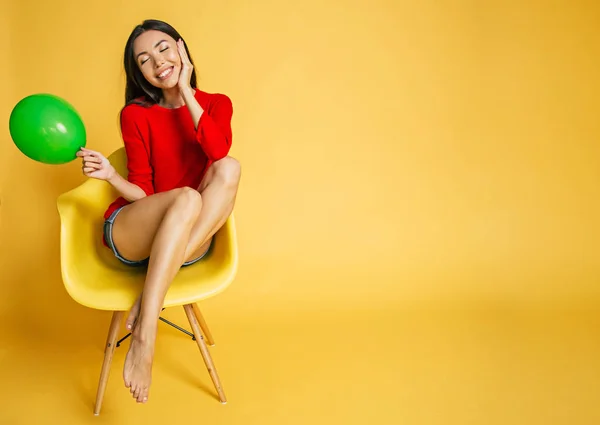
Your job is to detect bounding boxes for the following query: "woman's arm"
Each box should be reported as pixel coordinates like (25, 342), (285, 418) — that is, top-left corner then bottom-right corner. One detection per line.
(78, 105), (155, 202)
(107, 168), (147, 202)
(78, 148), (147, 202)
(177, 39), (233, 161)
(182, 90), (233, 158)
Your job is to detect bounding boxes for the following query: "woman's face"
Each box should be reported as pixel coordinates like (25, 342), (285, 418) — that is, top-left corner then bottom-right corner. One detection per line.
(133, 30), (181, 89)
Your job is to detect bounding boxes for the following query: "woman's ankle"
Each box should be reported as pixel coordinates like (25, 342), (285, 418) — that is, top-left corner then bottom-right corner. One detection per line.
(132, 315), (158, 343)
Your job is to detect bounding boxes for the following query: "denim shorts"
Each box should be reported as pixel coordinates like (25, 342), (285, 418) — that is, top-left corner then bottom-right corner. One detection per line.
(103, 206), (212, 267)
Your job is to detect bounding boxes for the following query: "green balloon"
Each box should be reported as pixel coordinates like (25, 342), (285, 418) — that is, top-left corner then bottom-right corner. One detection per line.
(9, 93), (86, 164)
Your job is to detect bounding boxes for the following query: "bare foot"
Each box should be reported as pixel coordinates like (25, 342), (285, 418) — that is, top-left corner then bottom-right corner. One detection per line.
(123, 325), (155, 403)
(125, 293), (142, 331)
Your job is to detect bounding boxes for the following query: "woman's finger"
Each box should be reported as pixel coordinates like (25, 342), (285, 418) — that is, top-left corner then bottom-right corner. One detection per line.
(85, 162), (102, 170)
(83, 150), (100, 159)
(84, 155), (101, 163)
(178, 39), (190, 63)
(80, 147), (101, 157)
(83, 167), (96, 173)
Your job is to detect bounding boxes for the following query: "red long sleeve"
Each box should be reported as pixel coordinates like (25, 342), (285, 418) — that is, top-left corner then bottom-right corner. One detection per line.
(120, 106), (155, 197)
(195, 94), (233, 161)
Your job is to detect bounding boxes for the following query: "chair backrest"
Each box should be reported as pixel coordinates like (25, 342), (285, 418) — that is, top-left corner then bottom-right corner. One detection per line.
(107, 147), (128, 176)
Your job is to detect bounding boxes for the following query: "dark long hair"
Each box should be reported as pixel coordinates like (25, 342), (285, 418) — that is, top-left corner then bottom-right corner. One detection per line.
(124, 19), (197, 106)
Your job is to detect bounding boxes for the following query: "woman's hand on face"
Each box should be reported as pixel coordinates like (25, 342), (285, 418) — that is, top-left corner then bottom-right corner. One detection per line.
(177, 39), (194, 95)
(76, 148), (115, 181)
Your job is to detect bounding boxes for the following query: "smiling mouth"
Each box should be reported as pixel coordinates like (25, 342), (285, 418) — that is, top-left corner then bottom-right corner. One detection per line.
(157, 66), (174, 80)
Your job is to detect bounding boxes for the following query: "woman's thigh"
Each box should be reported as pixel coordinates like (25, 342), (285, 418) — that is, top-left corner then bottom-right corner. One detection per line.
(111, 188), (194, 262)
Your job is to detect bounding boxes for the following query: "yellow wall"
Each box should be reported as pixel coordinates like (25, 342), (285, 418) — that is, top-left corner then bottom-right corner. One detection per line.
(2, 0), (600, 322)
(0, 0), (14, 247)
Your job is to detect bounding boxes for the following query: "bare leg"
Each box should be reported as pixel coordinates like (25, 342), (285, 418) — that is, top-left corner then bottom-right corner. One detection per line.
(123, 187), (202, 403)
(184, 157), (242, 261)
(123, 157), (241, 331)
(111, 157), (241, 403)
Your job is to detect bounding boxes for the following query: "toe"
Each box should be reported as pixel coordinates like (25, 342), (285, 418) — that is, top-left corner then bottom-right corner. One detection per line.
(141, 387), (149, 403)
(125, 309), (139, 331)
(125, 315), (136, 331)
(125, 319), (134, 331)
(123, 367), (132, 388)
(125, 294), (142, 330)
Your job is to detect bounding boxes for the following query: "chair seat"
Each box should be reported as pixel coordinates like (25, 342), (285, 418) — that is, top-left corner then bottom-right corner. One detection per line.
(57, 148), (238, 311)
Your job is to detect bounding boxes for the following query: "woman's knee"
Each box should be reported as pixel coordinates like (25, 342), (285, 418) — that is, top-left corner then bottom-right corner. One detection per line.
(170, 187), (202, 220)
(214, 156), (241, 187)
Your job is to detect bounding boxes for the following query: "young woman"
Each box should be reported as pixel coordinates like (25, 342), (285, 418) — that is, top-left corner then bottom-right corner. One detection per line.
(77, 19), (241, 404)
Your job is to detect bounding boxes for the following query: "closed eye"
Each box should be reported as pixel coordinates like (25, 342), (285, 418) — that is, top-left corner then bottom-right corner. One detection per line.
(140, 47), (167, 64)
(136, 40), (170, 65)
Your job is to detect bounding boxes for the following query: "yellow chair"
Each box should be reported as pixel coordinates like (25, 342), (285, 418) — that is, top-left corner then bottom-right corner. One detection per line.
(57, 147), (238, 415)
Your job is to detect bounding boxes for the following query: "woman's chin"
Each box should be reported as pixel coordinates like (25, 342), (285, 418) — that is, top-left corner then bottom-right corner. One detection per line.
(152, 78), (179, 90)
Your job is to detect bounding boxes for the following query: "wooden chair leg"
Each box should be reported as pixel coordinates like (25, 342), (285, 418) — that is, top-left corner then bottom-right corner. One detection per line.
(94, 311), (124, 415)
(192, 303), (215, 346)
(183, 304), (227, 403)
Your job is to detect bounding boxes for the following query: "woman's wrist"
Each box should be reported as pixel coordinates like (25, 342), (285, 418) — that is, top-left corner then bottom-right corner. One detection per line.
(180, 86), (204, 129)
(180, 85), (195, 103)
(106, 165), (118, 184)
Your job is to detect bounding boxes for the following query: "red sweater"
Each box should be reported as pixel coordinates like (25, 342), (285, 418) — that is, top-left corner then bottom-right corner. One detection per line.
(104, 89), (233, 220)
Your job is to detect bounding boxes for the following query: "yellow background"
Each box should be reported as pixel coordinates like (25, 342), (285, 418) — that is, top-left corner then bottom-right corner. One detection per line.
(1, 0), (600, 424)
